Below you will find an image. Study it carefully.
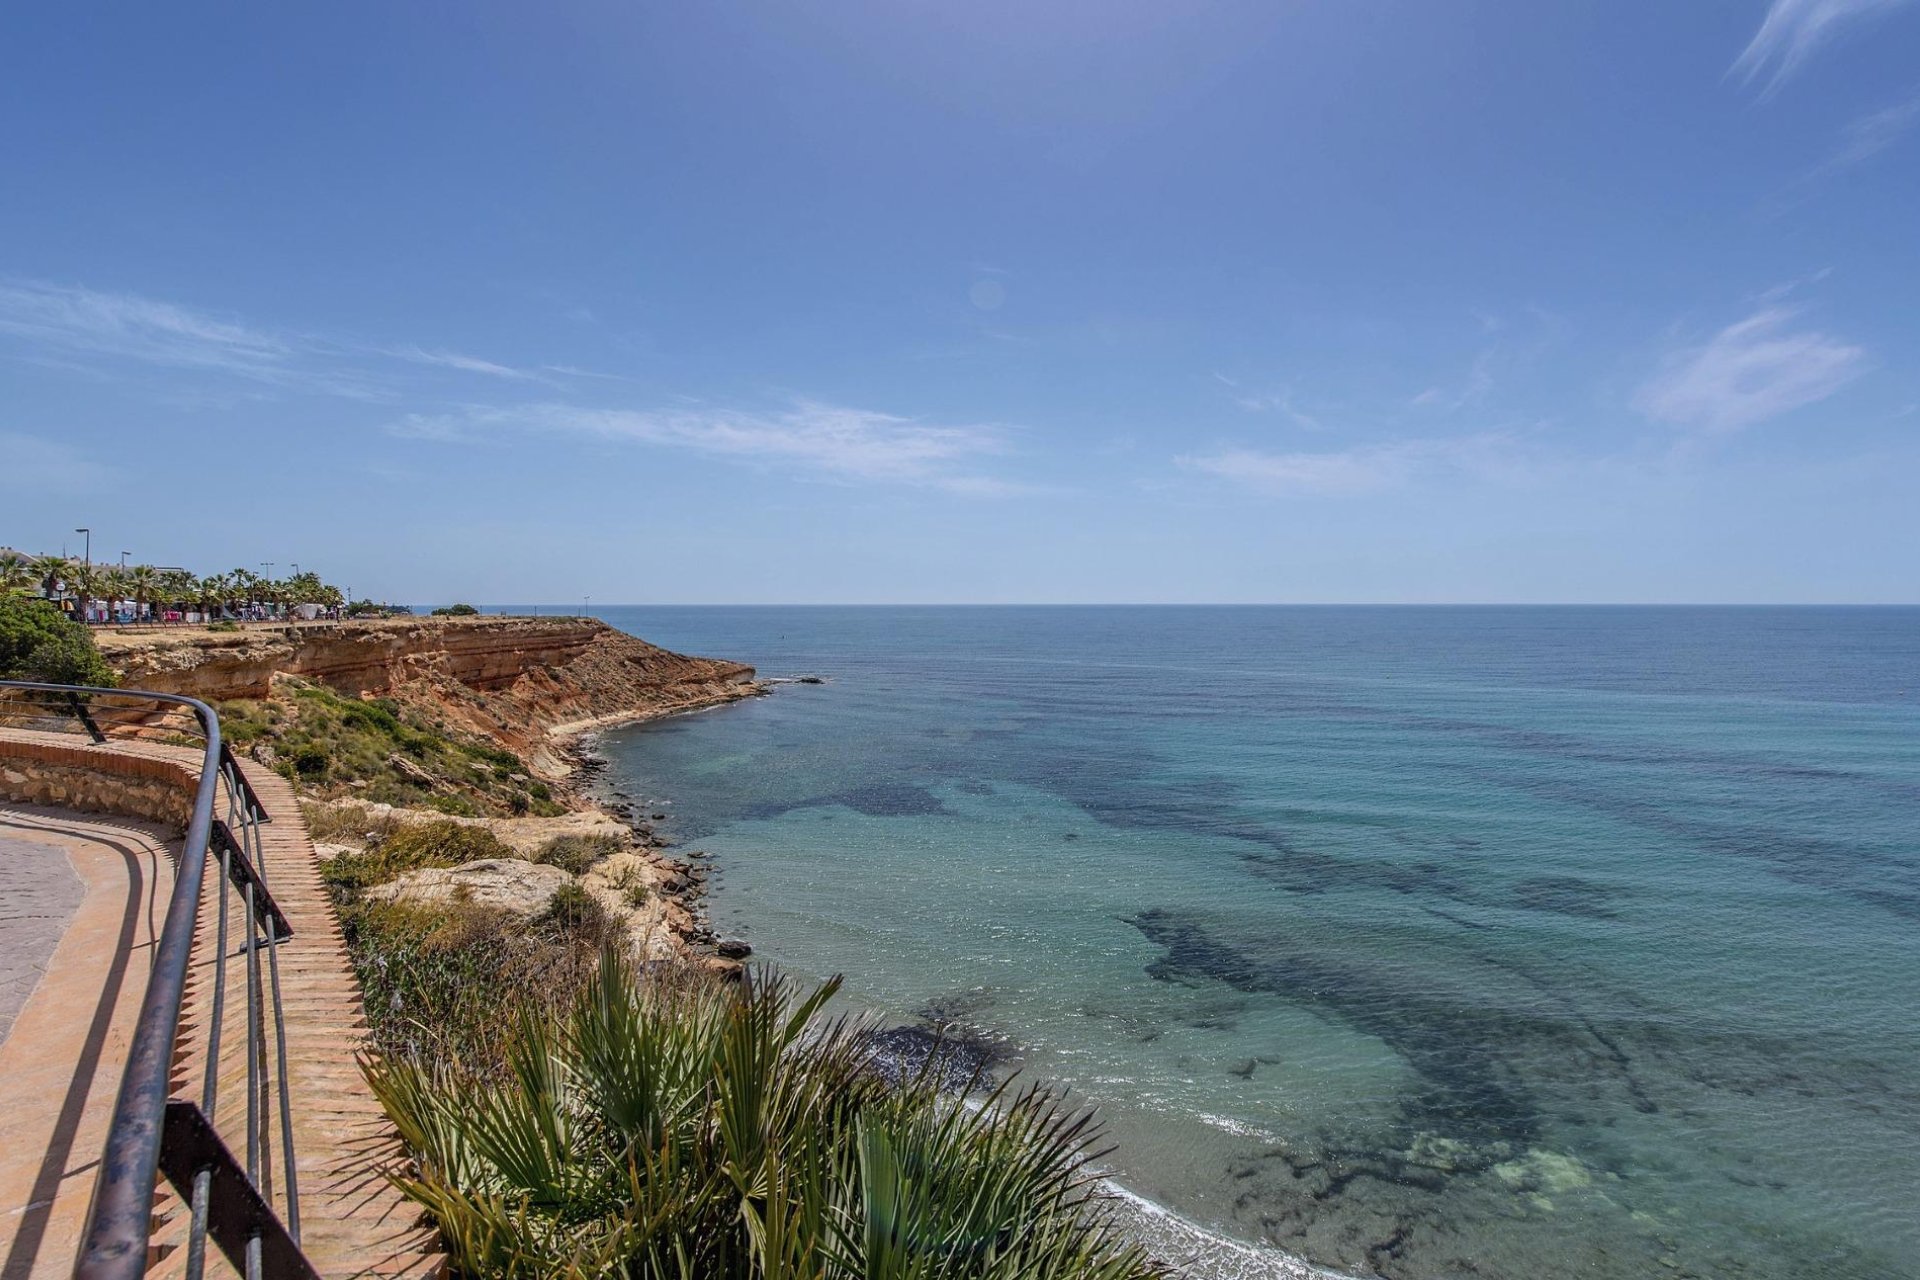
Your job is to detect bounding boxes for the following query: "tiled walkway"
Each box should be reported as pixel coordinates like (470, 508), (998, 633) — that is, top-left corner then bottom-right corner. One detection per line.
(0, 731), (445, 1279)
(0, 831), (84, 1045)
(0, 807), (176, 1280)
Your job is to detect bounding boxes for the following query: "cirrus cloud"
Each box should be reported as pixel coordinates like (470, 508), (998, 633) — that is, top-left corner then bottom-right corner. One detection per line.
(391, 399), (1025, 494)
(1178, 433), (1533, 496)
(1634, 306), (1865, 434)
(1731, 0), (1913, 93)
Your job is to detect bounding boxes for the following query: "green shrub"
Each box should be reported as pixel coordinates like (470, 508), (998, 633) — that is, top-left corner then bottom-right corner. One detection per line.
(341, 899), (604, 1072)
(366, 953), (1161, 1280)
(302, 801), (400, 845)
(531, 881), (619, 947)
(0, 597), (115, 686)
(321, 819), (513, 895)
(206, 619), (241, 632)
(291, 743), (330, 779)
(431, 603), (480, 616)
(225, 680), (561, 816)
(423, 792), (481, 817)
(534, 832), (623, 876)
(382, 819), (512, 865)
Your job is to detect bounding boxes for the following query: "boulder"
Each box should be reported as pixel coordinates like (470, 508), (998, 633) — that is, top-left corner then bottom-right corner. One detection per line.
(367, 858), (570, 915)
(385, 752), (441, 788)
(715, 938), (752, 959)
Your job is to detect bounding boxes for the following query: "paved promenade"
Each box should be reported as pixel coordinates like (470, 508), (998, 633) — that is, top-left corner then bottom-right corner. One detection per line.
(0, 807), (177, 1280)
(0, 730), (444, 1279)
(0, 831), (84, 1045)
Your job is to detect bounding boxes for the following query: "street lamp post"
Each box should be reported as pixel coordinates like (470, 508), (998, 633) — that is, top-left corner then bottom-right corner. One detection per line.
(75, 527), (90, 622)
(120, 551), (130, 569)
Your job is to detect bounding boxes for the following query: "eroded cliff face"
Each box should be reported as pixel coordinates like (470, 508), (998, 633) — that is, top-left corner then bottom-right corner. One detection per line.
(97, 616), (759, 775)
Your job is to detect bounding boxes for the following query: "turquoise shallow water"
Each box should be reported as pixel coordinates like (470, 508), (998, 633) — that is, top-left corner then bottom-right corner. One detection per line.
(585, 606), (1920, 1280)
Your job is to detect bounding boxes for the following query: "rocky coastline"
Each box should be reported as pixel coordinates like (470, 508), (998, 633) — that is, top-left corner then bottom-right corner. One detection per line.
(554, 724), (754, 971)
(99, 614), (768, 969)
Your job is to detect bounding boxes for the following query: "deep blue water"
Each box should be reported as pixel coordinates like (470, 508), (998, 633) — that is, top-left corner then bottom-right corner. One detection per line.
(583, 606), (1920, 1280)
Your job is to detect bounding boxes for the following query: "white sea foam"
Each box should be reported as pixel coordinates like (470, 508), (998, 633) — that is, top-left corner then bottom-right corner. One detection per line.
(1193, 1111), (1283, 1143)
(1102, 1180), (1348, 1280)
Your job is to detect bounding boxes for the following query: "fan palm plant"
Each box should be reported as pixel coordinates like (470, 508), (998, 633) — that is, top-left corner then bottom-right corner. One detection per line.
(367, 952), (1159, 1280)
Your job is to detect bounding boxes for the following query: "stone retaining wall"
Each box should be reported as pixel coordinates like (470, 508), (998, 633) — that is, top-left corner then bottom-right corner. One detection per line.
(0, 735), (196, 830)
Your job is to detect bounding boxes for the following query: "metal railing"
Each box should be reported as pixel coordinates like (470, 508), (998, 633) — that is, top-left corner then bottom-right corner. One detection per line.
(0, 681), (319, 1280)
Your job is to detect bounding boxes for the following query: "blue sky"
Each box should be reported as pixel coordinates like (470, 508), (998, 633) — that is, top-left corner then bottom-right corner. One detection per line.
(2, 1), (1915, 603)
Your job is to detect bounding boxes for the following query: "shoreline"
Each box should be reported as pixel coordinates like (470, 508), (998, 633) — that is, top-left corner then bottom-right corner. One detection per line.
(544, 683), (763, 744)
(559, 691), (1340, 1280)
(548, 693), (763, 965)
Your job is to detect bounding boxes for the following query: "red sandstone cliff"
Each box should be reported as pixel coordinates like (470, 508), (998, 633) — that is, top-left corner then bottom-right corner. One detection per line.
(96, 616), (760, 775)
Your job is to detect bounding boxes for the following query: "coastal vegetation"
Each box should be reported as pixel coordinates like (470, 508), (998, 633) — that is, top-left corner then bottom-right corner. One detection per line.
(0, 595), (115, 685)
(367, 948), (1161, 1280)
(320, 818), (624, 1071)
(536, 830), (627, 875)
(220, 678), (563, 815)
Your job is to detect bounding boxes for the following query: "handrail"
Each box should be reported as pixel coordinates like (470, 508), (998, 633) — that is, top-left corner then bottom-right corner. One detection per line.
(0, 680), (318, 1280)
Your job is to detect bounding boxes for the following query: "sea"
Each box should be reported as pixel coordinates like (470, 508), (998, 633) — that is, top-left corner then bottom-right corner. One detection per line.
(573, 605), (1919, 1280)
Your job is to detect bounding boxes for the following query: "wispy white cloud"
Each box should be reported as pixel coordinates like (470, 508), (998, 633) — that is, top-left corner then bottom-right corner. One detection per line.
(393, 399), (1022, 494)
(0, 431), (112, 494)
(1731, 0), (1912, 93)
(0, 280), (292, 378)
(1818, 94), (1920, 173)
(0, 279), (608, 396)
(1178, 433), (1530, 496)
(1634, 306), (1865, 433)
(384, 345), (546, 381)
(540, 363), (637, 383)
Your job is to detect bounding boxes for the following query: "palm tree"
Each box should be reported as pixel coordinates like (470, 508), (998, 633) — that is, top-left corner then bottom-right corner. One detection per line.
(125, 564), (160, 621)
(366, 952), (1160, 1280)
(66, 562), (100, 624)
(32, 555), (72, 602)
(0, 551), (35, 595)
(99, 566), (131, 624)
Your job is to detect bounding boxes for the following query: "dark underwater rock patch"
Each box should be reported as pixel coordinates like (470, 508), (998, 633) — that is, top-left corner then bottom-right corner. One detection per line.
(1510, 875), (1628, 920)
(1128, 907), (1551, 1149)
(862, 988), (1013, 1092)
(865, 1022), (1012, 1092)
(825, 782), (953, 818)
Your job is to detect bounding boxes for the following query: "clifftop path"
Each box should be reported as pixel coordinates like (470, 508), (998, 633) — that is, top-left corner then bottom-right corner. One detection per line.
(95, 616), (760, 774)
